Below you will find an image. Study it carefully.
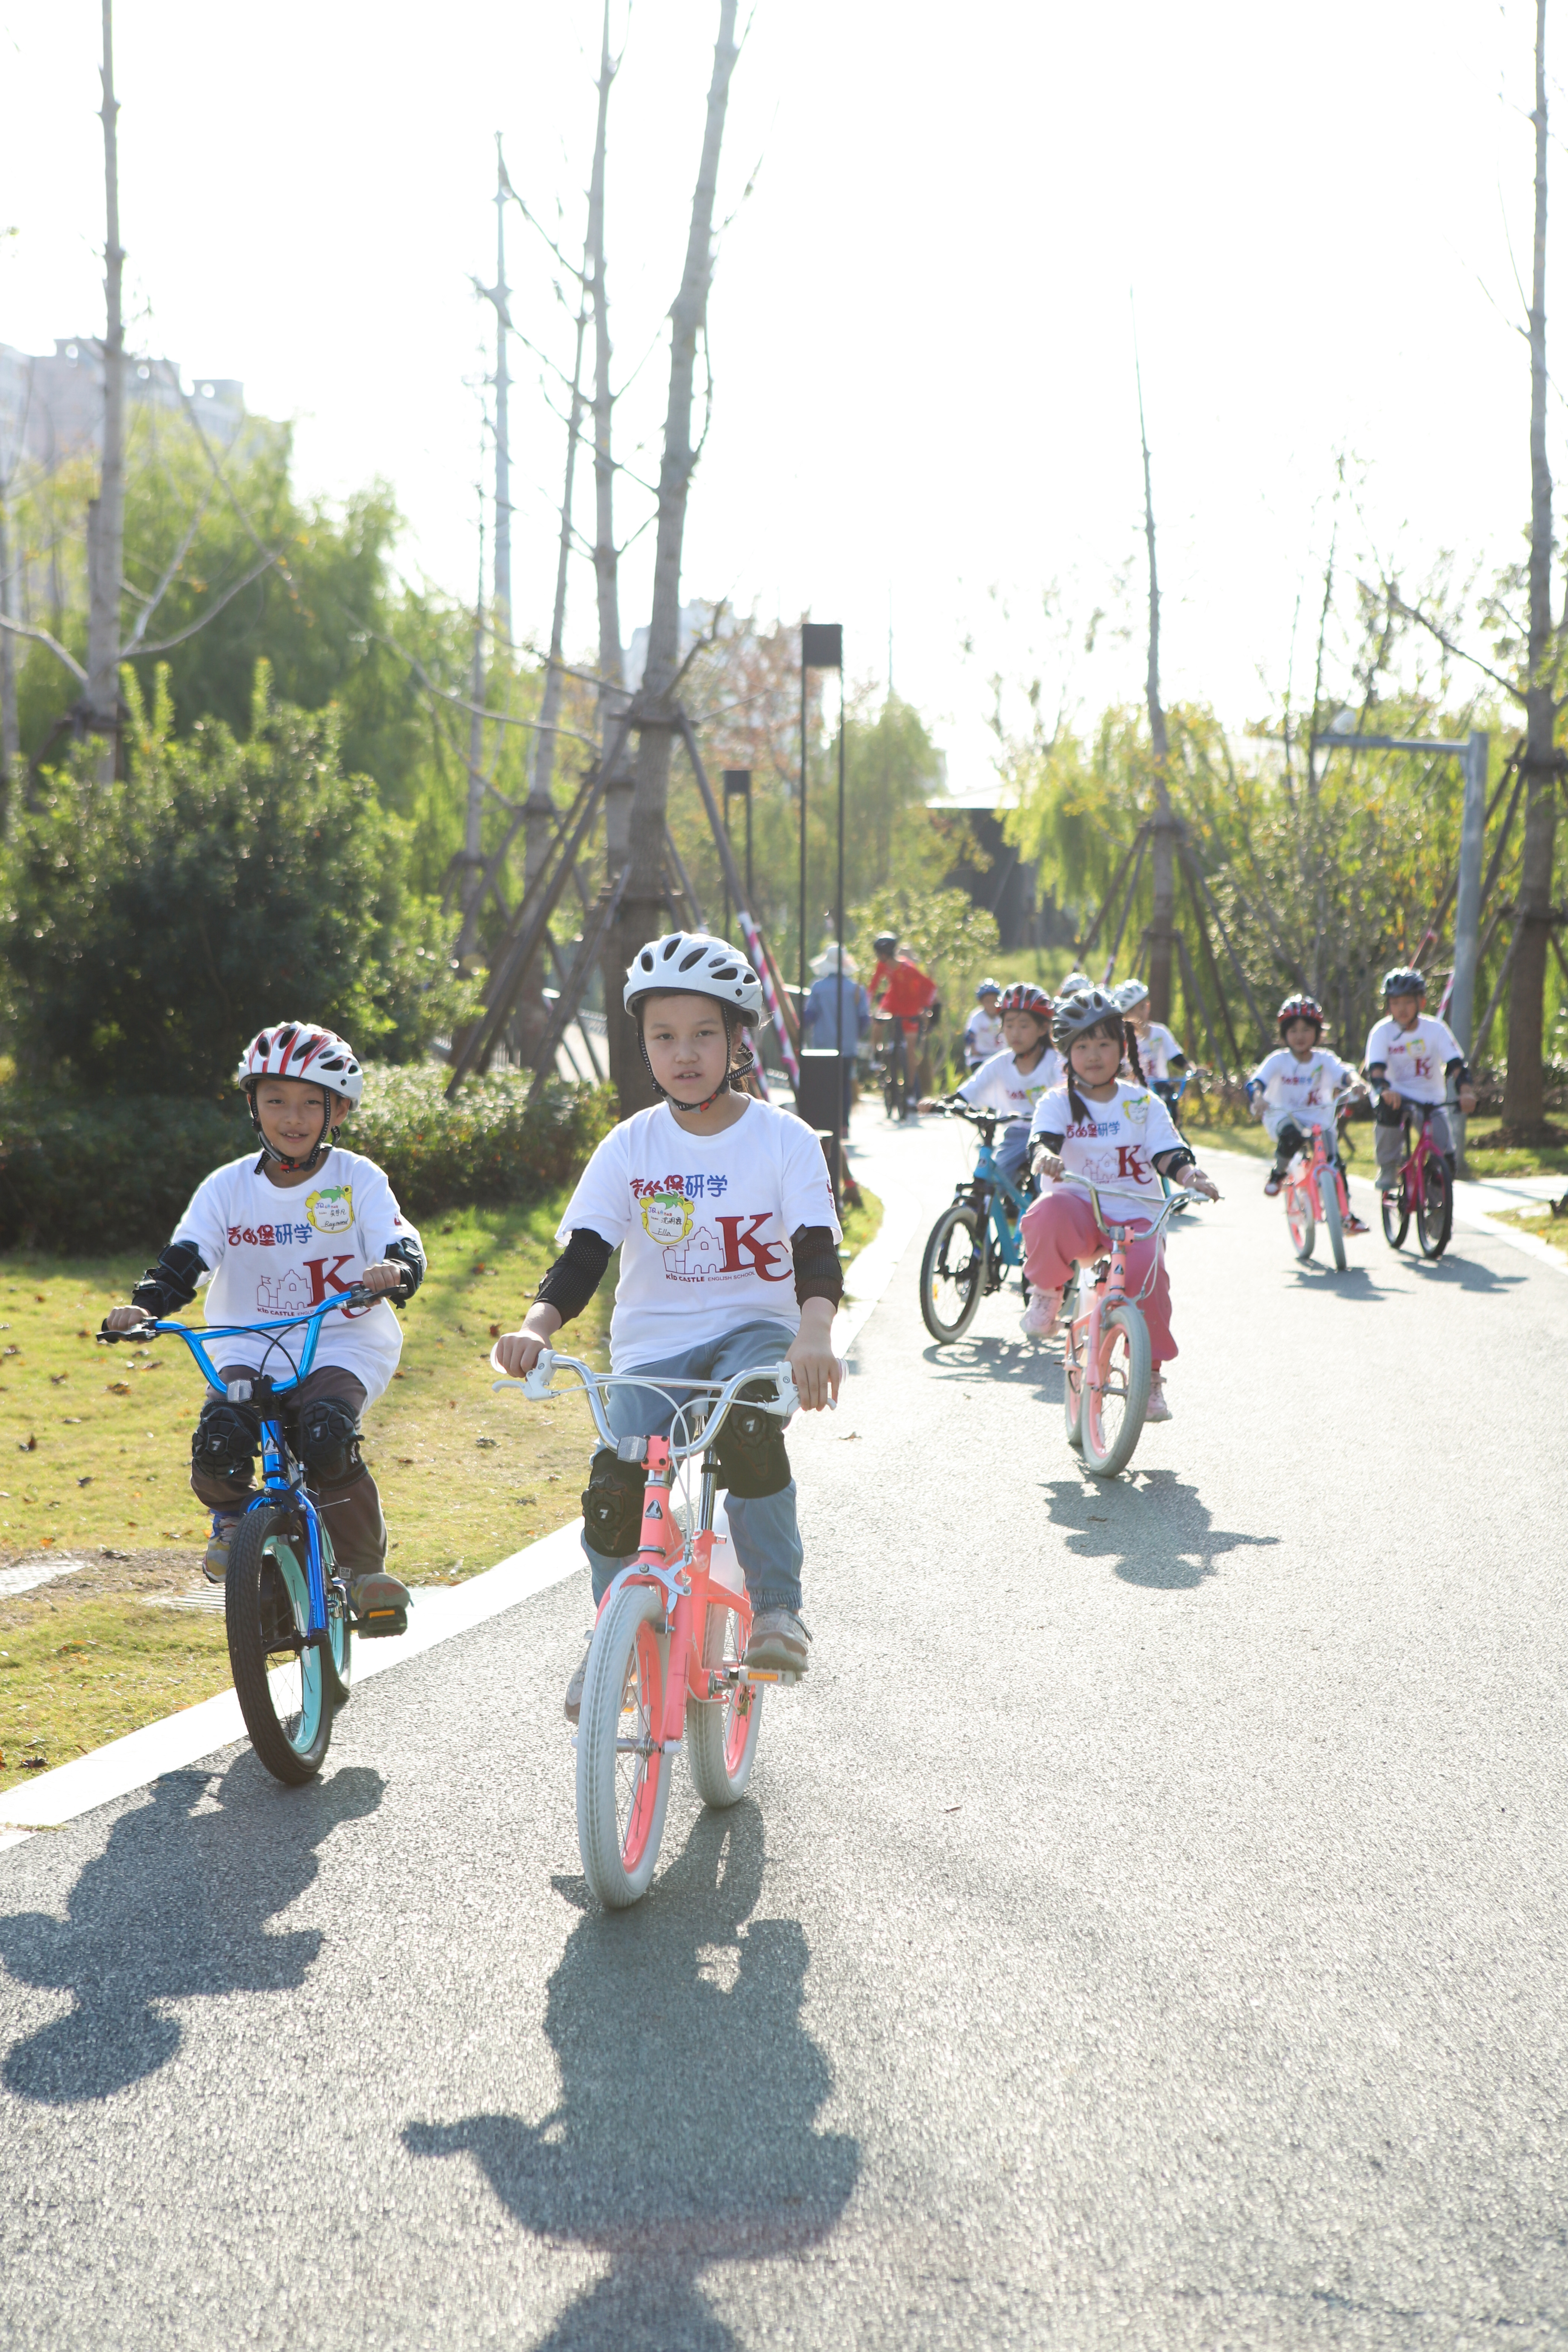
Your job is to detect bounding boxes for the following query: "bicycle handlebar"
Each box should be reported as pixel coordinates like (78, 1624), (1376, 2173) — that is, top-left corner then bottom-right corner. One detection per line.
(490, 1346), (806, 1464)
(96, 1286), (378, 1393)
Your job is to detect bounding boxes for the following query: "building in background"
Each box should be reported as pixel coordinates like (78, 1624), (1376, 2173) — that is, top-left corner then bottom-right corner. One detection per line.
(928, 781), (1075, 952)
(0, 339), (245, 473)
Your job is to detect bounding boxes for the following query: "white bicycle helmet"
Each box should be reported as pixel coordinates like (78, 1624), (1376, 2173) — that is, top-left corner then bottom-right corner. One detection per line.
(1112, 977), (1150, 1013)
(623, 931), (764, 1020)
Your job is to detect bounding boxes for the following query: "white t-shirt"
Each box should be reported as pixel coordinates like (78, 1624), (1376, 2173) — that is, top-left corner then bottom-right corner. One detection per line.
(962, 1007), (1006, 1067)
(558, 1099), (841, 1371)
(957, 1046), (1063, 1123)
(1363, 1014), (1462, 1106)
(1028, 1080), (1183, 1220)
(1249, 1046), (1357, 1127)
(1130, 1020), (1183, 1083)
(171, 1148), (420, 1401)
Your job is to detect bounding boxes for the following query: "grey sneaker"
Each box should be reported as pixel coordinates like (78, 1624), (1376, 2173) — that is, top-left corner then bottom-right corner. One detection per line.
(202, 1514), (240, 1585)
(349, 1570), (412, 1638)
(1145, 1376), (1172, 1424)
(745, 1608), (811, 1676)
(564, 1638), (592, 1724)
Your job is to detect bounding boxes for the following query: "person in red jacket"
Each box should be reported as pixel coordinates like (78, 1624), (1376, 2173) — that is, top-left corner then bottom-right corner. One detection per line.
(870, 931), (939, 1112)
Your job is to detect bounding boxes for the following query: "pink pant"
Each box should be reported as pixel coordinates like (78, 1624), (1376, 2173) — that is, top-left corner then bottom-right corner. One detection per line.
(1020, 1187), (1177, 1365)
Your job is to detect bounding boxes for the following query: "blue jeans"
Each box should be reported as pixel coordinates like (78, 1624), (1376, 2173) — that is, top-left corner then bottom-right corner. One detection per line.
(997, 1121), (1032, 1190)
(581, 1319), (805, 1615)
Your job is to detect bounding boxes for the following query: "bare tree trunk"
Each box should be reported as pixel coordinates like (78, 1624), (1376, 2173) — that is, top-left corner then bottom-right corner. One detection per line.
(1506, 0), (1557, 1134)
(522, 254), (588, 897)
(0, 490), (18, 821)
(610, 0), (740, 1112)
(458, 509), (487, 944)
(1136, 347), (1176, 1024)
(589, 2), (636, 1093)
(86, 0), (125, 782)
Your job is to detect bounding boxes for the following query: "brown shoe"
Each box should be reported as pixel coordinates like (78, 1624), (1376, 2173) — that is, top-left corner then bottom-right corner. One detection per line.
(349, 1571), (412, 1638)
(745, 1608), (811, 1676)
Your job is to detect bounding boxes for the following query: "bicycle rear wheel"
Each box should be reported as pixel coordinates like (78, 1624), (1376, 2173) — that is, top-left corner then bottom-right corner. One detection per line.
(1416, 1156), (1453, 1258)
(920, 1201), (986, 1341)
(1080, 1303), (1152, 1479)
(226, 1506), (334, 1785)
(1285, 1184), (1314, 1261)
(1320, 1171), (1347, 1271)
(577, 1579), (674, 1908)
(686, 1589), (763, 1807)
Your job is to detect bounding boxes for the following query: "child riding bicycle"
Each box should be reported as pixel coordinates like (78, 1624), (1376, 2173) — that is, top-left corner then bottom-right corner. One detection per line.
(962, 979), (1006, 1072)
(1364, 965), (1477, 1193)
(1248, 992), (1369, 1232)
(102, 1022), (425, 1634)
(1113, 977), (1188, 1109)
(920, 982), (1058, 1193)
(870, 929), (939, 1111)
(494, 931), (843, 1717)
(1019, 989), (1219, 1421)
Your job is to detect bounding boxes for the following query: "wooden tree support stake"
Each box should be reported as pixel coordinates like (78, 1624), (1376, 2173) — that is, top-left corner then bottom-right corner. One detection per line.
(526, 864), (632, 1107)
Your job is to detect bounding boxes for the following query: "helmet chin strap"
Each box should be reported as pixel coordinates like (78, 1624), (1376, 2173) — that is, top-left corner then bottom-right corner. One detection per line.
(638, 1033), (755, 1115)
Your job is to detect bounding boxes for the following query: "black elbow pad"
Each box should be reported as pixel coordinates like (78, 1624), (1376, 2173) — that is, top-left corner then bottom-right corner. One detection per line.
(384, 1237), (425, 1304)
(791, 1223), (843, 1307)
(130, 1239), (207, 1318)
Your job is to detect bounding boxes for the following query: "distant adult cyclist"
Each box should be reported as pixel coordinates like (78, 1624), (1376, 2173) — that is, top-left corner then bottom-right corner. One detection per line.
(870, 930), (938, 1113)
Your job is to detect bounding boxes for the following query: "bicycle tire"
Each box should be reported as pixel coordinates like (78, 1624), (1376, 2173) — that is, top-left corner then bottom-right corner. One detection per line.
(1285, 1185), (1314, 1261)
(1381, 1184), (1409, 1251)
(1320, 1171), (1347, 1272)
(321, 1523), (352, 1706)
(226, 1507), (334, 1785)
(577, 1579), (674, 1909)
(686, 1588), (764, 1807)
(1080, 1303), (1152, 1479)
(919, 1201), (986, 1341)
(1063, 1311), (1086, 1454)
(1416, 1156), (1453, 1259)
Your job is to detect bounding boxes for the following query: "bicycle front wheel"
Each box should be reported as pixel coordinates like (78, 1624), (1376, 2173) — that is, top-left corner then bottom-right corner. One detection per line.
(577, 1579), (674, 1909)
(1063, 1314), (1085, 1454)
(686, 1588), (763, 1807)
(920, 1201), (986, 1341)
(1416, 1157), (1453, 1258)
(1285, 1185), (1314, 1261)
(1320, 1171), (1347, 1272)
(1080, 1303), (1152, 1479)
(226, 1507), (334, 1785)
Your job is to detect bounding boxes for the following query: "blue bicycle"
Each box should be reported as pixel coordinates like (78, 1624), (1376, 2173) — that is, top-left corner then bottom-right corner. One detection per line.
(920, 1101), (1032, 1341)
(99, 1291), (374, 1784)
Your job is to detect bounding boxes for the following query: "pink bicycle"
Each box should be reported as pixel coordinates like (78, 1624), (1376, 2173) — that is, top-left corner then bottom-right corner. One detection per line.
(1060, 1181), (1203, 1478)
(1381, 1099), (1455, 1260)
(1283, 1095), (1360, 1271)
(497, 1347), (801, 1909)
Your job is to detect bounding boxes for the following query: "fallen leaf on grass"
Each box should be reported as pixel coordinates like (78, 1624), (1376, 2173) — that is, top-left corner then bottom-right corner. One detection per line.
(49, 1374), (68, 1386)
(16, 1436), (35, 1452)
(489, 1323), (502, 1338)
(77, 1477), (92, 1488)
(475, 1437), (498, 1449)
(61, 1417), (82, 1426)
(106, 1381), (130, 1395)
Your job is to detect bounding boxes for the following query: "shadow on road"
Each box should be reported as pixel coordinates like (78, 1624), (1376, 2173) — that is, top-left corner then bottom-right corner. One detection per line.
(920, 1332), (1059, 1392)
(1286, 1264), (1387, 1300)
(1041, 1469), (1280, 1590)
(406, 1804), (858, 2350)
(1410, 1249), (1528, 1292)
(0, 1756), (381, 2103)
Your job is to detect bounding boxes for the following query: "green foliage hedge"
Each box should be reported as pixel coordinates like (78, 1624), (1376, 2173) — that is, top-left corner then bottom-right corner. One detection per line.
(0, 1067), (616, 1254)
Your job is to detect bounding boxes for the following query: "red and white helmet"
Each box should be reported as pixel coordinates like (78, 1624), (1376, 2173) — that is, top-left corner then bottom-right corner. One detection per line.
(236, 1021), (364, 1107)
(998, 982), (1053, 1023)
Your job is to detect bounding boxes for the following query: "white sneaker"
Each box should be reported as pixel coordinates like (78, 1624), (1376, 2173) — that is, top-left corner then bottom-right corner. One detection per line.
(1019, 1289), (1061, 1342)
(1145, 1375), (1172, 1423)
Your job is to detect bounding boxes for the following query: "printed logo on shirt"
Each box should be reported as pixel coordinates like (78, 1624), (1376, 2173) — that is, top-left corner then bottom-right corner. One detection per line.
(630, 1171), (730, 1203)
(306, 1184), (354, 1235)
(256, 1255), (362, 1318)
(641, 1190), (695, 1245)
(228, 1221), (313, 1247)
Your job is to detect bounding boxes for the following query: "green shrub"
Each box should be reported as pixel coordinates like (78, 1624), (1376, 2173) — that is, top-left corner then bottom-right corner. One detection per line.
(0, 1067), (616, 1253)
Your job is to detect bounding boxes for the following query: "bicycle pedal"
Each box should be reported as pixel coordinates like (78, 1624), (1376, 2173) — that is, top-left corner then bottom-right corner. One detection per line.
(353, 1606), (408, 1640)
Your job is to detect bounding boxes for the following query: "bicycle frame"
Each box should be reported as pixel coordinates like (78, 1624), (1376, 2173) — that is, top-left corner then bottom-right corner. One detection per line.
(498, 1349), (803, 1717)
(944, 1103), (1031, 1278)
(1285, 1118), (1349, 1229)
(1061, 1181), (1193, 1437)
(1398, 1103), (1450, 1211)
(100, 1290), (371, 1651)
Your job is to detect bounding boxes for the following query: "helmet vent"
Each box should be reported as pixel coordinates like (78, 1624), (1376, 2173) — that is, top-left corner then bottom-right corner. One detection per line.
(677, 947), (706, 972)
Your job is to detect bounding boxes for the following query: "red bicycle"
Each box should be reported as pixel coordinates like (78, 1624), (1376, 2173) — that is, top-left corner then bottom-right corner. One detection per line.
(1283, 1089), (1363, 1271)
(1381, 1099), (1454, 1260)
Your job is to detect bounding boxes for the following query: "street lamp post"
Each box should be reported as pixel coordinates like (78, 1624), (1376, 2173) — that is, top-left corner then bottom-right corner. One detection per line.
(800, 622), (845, 1182)
(722, 768), (752, 939)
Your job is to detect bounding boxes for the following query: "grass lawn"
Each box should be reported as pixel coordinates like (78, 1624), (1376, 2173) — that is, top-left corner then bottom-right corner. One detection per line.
(1490, 1200), (1568, 1265)
(0, 1183), (881, 1798)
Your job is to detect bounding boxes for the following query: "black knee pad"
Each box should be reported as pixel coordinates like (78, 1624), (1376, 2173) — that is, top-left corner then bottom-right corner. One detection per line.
(297, 1397), (364, 1486)
(192, 1397), (262, 1481)
(581, 1447), (647, 1556)
(714, 1383), (791, 1501)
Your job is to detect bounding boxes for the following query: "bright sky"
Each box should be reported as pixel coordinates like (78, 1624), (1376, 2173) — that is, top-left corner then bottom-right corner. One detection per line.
(0, 2), (1556, 787)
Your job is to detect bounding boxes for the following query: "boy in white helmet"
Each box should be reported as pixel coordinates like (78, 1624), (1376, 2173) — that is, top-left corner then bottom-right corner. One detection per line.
(103, 1022), (425, 1635)
(496, 933), (843, 1717)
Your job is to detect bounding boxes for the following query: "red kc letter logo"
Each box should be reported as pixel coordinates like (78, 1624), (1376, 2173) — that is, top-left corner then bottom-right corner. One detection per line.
(715, 1214), (790, 1280)
(1116, 1146), (1144, 1179)
(305, 1254), (357, 1302)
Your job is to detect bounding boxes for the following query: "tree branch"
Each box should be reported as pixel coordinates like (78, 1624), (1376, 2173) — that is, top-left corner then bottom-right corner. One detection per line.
(1386, 591), (1525, 704)
(133, 550), (280, 656)
(0, 613), (86, 683)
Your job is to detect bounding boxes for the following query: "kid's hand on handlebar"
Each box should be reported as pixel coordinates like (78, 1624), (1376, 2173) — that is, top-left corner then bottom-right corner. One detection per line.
(1032, 1145), (1065, 1181)
(786, 1311), (842, 1412)
(1185, 1168), (1221, 1203)
(101, 1305), (152, 1335)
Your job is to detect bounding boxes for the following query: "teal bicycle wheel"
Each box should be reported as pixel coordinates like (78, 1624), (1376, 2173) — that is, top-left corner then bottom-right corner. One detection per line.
(227, 1507), (335, 1785)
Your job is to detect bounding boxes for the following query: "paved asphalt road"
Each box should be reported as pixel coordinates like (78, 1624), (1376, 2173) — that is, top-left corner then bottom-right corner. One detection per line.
(2, 1115), (1564, 2350)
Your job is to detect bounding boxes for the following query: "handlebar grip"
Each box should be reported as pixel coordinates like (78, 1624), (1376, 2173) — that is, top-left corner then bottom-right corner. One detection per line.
(522, 1347), (557, 1399)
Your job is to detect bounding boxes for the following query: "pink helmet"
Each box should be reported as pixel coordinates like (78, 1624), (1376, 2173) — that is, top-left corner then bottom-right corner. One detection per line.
(236, 1021), (364, 1107)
